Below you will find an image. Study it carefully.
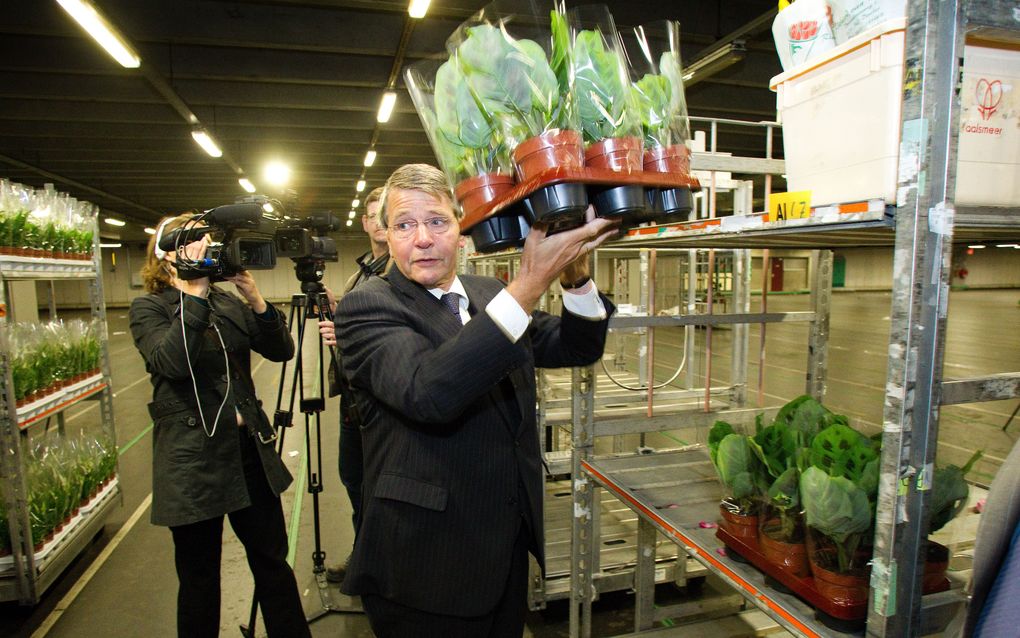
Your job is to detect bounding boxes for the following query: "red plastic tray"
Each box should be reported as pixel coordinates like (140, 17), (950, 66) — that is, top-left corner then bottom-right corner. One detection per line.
(460, 167), (702, 232)
(716, 527), (950, 622)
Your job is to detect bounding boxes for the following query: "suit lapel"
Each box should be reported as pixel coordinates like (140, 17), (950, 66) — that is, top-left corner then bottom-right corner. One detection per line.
(384, 267), (461, 341)
(461, 276), (525, 435)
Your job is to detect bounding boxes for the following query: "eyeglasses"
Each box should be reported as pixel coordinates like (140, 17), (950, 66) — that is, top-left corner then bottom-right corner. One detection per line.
(387, 217), (453, 240)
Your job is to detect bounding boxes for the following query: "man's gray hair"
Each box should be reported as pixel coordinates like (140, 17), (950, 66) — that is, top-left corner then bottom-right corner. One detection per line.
(378, 164), (459, 227)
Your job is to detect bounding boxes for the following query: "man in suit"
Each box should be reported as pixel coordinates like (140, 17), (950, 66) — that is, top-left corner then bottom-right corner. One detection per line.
(320, 186), (389, 584)
(336, 163), (618, 636)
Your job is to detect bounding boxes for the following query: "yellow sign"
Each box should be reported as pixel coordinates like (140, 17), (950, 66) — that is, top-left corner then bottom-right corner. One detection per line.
(768, 191), (812, 222)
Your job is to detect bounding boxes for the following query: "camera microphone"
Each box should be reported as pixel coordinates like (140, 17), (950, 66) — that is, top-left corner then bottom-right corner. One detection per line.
(206, 203), (264, 226)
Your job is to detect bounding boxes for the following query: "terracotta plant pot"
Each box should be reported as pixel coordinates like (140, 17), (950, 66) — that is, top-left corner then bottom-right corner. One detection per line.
(586, 137), (643, 173)
(454, 173), (514, 220)
(512, 129), (584, 182)
(644, 144), (695, 221)
(810, 551), (870, 607)
(719, 502), (758, 542)
(759, 522), (810, 577)
(923, 540), (950, 593)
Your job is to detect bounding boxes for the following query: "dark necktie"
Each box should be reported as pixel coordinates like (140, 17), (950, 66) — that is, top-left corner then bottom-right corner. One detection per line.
(441, 292), (461, 320)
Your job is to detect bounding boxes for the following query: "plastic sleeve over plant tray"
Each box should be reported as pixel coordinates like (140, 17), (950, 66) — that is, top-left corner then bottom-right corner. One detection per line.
(0, 179), (96, 259)
(628, 20), (692, 153)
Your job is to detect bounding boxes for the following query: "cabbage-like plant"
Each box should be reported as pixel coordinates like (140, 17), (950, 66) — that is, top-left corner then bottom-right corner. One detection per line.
(712, 429), (768, 515)
(929, 450), (981, 533)
(800, 466), (872, 573)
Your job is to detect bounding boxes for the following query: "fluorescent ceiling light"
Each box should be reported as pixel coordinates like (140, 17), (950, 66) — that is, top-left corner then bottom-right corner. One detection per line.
(352, 199), (360, 208)
(144, 227), (156, 235)
(995, 244), (1018, 248)
(682, 41), (746, 87)
(377, 92), (397, 123)
(264, 161), (291, 187)
(348, 211), (356, 219)
(346, 219), (353, 227)
(191, 130), (222, 158)
(408, 0), (431, 18)
(356, 179), (366, 192)
(103, 218), (126, 226)
(262, 202), (275, 213)
(364, 150), (377, 167)
(99, 242), (122, 248)
(56, 0), (140, 68)
(238, 178), (256, 193)
(967, 244), (985, 249)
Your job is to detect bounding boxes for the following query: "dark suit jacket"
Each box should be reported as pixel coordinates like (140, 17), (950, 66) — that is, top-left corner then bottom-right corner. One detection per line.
(335, 267), (613, 616)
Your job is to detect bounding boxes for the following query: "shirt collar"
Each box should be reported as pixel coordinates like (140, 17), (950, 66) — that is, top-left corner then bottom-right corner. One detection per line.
(428, 276), (467, 311)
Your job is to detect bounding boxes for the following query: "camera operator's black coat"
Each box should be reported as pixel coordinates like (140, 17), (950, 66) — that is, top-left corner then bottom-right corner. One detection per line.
(129, 286), (295, 527)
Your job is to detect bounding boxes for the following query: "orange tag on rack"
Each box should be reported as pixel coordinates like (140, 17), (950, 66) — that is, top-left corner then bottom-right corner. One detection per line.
(768, 191), (812, 222)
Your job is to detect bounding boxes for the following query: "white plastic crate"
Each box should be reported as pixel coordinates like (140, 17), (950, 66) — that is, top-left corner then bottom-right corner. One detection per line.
(771, 18), (1020, 208)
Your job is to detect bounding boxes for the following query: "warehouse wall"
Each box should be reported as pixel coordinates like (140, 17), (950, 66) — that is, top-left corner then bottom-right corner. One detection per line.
(41, 236), (373, 310)
(835, 247), (1020, 290)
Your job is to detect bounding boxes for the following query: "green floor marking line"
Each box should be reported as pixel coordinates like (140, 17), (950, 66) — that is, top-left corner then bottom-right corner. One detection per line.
(118, 422), (154, 456)
(286, 448), (308, 568)
(658, 431), (691, 446)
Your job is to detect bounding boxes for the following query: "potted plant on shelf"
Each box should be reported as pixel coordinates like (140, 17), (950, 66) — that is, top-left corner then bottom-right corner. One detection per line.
(800, 422), (880, 608)
(924, 450), (982, 592)
(753, 418), (811, 577)
(452, 4), (587, 231)
(630, 21), (697, 220)
(709, 420), (768, 544)
(406, 57), (527, 253)
(567, 5), (645, 223)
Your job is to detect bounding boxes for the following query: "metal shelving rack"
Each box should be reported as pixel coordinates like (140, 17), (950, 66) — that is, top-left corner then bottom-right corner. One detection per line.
(566, 1), (1020, 636)
(0, 225), (119, 605)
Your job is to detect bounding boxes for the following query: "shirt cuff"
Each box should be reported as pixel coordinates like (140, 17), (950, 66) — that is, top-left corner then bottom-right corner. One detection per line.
(485, 288), (532, 344)
(562, 281), (607, 320)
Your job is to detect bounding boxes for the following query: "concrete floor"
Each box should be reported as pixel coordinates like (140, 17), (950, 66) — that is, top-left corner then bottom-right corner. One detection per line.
(0, 288), (1017, 637)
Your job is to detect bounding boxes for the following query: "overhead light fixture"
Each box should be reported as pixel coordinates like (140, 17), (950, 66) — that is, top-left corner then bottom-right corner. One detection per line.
(995, 243), (1018, 248)
(99, 242), (122, 248)
(408, 0), (431, 19)
(191, 129), (223, 158)
(56, 0), (141, 69)
(352, 199), (360, 208)
(346, 219), (353, 227)
(238, 178), (256, 193)
(967, 244), (985, 249)
(144, 227), (156, 235)
(377, 91), (397, 123)
(364, 150), (377, 167)
(356, 179), (366, 192)
(264, 160), (291, 188)
(348, 211), (356, 219)
(262, 202), (275, 213)
(103, 218), (126, 227)
(682, 41), (746, 87)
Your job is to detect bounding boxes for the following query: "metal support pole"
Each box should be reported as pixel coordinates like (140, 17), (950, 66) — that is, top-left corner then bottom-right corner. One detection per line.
(758, 250), (770, 407)
(569, 365), (596, 638)
(868, 0), (963, 634)
(645, 250), (656, 425)
(732, 250), (751, 408)
(634, 518), (657, 632)
(806, 250), (832, 400)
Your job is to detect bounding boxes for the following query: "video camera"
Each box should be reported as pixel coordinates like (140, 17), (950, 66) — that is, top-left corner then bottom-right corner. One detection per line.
(159, 197), (341, 281)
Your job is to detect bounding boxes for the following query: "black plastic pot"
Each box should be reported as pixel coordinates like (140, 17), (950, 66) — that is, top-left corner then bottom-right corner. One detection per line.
(469, 207), (531, 253)
(652, 187), (694, 221)
(590, 184), (646, 219)
(526, 183), (588, 229)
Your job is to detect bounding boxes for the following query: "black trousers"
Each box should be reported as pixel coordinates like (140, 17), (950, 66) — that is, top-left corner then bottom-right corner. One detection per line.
(361, 524), (530, 638)
(169, 429), (310, 638)
(338, 415), (364, 535)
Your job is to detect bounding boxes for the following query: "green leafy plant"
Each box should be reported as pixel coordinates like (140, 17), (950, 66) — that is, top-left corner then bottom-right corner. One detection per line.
(571, 27), (639, 142)
(630, 22), (691, 150)
(712, 430), (768, 514)
(753, 420), (810, 542)
(800, 466), (872, 573)
(454, 11), (574, 146)
(929, 450), (982, 534)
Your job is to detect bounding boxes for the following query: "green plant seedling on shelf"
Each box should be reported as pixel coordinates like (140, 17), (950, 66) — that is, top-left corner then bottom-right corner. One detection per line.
(709, 421), (768, 515)
(800, 465), (872, 573)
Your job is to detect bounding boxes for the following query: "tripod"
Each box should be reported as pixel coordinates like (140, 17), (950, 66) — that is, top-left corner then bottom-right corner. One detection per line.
(240, 273), (362, 637)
